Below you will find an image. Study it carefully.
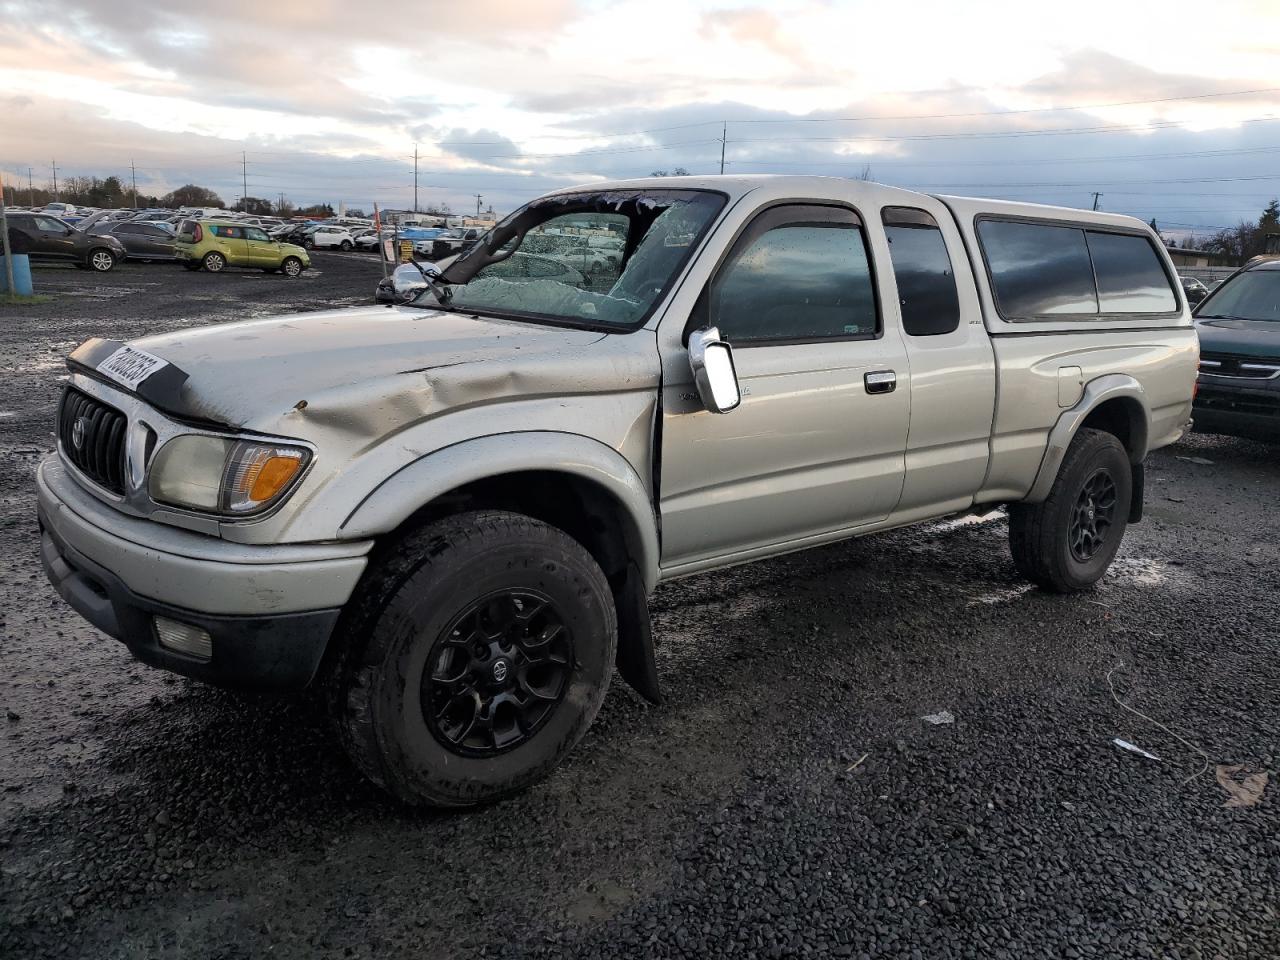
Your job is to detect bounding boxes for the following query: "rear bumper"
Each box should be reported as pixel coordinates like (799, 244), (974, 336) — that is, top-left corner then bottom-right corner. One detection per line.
(36, 456), (370, 690)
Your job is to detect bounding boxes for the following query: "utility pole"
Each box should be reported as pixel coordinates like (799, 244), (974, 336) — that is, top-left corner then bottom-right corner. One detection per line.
(719, 122), (727, 176)
(1091, 191), (1103, 211)
(130, 160), (138, 209)
(51, 160), (58, 202)
(413, 144), (419, 214)
(474, 194), (483, 217)
(27, 167), (34, 207)
(241, 151), (249, 212)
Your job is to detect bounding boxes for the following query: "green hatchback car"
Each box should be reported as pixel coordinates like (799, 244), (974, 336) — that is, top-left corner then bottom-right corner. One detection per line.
(175, 219), (311, 277)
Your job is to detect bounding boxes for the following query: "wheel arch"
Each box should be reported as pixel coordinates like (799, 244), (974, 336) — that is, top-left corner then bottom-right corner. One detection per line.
(1025, 374), (1150, 504)
(339, 433), (663, 702)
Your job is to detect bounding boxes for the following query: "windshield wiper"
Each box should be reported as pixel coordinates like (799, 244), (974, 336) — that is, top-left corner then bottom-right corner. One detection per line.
(406, 261), (454, 307)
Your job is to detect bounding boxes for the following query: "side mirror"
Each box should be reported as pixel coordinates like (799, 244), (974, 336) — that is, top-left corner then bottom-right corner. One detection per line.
(688, 326), (741, 414)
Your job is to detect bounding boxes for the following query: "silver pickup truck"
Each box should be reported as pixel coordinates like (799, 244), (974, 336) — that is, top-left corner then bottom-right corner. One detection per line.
(37, 176), (1198, 806)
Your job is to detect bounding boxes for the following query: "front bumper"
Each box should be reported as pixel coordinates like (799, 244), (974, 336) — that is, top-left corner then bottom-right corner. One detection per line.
(1193, 377), (1280, 441)
(37, 457), (371, 690)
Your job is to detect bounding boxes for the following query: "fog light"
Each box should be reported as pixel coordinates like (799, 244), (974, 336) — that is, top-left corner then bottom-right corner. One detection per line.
(154, 616), (213, 660)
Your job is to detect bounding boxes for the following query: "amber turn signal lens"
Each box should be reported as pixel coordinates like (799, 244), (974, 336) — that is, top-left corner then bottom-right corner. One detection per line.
(249, 455), (303, 502)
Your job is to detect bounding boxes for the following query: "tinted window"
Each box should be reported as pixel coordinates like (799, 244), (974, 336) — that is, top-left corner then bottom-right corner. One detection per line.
(1087, 231), (1177, 312)
(978, 220), (1098, 316)
(712, 218), (877, 343)
(883, 208), (961, 336)
(114, 223), (141, 235)
(35, 216), (66, 232)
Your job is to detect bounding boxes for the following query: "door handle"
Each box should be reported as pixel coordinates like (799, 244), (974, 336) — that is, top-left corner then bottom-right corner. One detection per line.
(864, 370), (897, 395)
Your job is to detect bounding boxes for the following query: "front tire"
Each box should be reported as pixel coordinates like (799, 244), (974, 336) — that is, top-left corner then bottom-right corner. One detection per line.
(331, 511), (617, 807)
(281, 256), (303, 278)
(340, 239), (353, 251)
(1008, 428), (1132, 593)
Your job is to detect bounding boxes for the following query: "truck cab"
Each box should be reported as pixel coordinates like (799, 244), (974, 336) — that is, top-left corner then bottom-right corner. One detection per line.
(37, 176), (1197, 807)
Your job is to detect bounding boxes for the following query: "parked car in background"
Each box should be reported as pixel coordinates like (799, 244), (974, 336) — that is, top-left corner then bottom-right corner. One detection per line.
(305, 225), (353, 251)
(1180, 276), (1209, 304)
(86, 221), (178, 262)
(270, 223), (312, 246)
(354, 228), (386, 251)
(1192, 256), (1280, 440)
(39, 202), (78, 218)
(174, 219), (310, 276)
(5, 212), (124, 271)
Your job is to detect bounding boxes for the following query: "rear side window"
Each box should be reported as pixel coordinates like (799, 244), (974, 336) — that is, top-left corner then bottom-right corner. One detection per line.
(977, 220), (1098, 316)
(710, 205), (878, 344)
(978, 218), (1177, 319)
(883, 207), (961, 336)
(1087, 231), (1177, 312)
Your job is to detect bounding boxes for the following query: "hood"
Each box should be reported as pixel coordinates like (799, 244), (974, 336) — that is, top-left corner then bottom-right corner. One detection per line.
(1194, 317), (1280, 359)
(120, 305), (658, 437)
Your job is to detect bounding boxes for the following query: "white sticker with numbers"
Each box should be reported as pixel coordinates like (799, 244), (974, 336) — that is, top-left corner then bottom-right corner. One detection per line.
(97, 345), (170, 390)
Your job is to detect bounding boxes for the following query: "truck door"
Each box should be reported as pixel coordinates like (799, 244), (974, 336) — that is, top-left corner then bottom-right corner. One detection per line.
(658, 202), (911, 570)
(878, 201), (996, 515)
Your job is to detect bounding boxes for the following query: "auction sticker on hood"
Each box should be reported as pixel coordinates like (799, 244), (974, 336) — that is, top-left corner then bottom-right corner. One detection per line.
(97, 345), (170, 390)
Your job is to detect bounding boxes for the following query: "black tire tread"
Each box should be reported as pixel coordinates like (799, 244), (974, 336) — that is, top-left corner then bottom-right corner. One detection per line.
(1008, 428), (1130, 593)
(327, 510), (614, 807)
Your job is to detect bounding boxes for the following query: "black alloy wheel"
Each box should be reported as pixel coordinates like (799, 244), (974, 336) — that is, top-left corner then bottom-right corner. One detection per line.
(424, 589), (574, 757)
(1068, 468), (1117, 562)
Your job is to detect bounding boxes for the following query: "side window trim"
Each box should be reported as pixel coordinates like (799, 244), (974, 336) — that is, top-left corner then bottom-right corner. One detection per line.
(975, 214), (1182, 322)
(690, 201), (883, 348)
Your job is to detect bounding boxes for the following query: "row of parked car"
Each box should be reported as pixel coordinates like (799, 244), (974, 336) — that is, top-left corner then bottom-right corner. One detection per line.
(1, 204), (398, 273)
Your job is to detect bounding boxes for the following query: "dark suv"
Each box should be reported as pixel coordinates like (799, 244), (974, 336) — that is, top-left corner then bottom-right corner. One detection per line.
(5, 213), (126, 272)
(1193, 256), (1280, 440)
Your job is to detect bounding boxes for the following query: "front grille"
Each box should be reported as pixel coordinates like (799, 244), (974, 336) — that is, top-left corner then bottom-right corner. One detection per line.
(58, 387), (128, 494)
(1195, 386), (1280, 417)
(1199, 352), (1280, 380)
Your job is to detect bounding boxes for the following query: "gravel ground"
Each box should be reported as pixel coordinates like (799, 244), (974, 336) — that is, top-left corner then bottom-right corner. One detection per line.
(1, 257), (1278, 959)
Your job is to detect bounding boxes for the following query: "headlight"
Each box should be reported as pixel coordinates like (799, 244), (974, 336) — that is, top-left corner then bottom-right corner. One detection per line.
(149, 435), (310, 516)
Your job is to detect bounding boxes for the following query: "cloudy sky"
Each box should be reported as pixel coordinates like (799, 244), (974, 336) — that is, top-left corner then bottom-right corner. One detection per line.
(1, 0), (1278, 236)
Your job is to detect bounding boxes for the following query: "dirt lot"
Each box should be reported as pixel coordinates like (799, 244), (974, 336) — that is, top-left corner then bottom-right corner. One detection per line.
(2, 255), (1278, 959)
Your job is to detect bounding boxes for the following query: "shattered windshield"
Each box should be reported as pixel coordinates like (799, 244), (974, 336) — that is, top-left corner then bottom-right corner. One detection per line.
(422, 189), (726, 329)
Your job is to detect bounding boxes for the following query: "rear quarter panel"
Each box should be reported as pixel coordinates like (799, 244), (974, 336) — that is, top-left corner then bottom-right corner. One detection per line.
(981, 330), (1199, 501)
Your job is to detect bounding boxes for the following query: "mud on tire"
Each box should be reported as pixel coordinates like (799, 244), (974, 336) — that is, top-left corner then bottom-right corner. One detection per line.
(328, 510), (617, 807)
(1008, 427), (1132, 593)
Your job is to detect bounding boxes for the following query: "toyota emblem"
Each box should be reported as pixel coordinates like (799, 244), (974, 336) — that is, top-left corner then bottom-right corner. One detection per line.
(71, 416), (88, 451)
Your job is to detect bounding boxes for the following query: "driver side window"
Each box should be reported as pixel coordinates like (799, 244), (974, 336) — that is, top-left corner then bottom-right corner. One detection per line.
(708, 205), (879, 345)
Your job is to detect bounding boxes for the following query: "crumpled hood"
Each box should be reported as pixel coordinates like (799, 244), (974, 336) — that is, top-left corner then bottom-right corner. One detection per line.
(1195, 317), (1280, 359)
(127, 305), (658, 435)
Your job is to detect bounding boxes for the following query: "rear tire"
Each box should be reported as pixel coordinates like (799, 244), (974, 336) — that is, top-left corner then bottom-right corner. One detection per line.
(329, 511), (616, 807)
(202, 251), (226, 273)
(1008, 428), (1132, 593)
(87, 248), (116, 272)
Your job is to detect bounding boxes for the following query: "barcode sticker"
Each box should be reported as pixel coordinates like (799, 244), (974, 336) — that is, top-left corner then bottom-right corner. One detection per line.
(97, 345), (169, 390)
